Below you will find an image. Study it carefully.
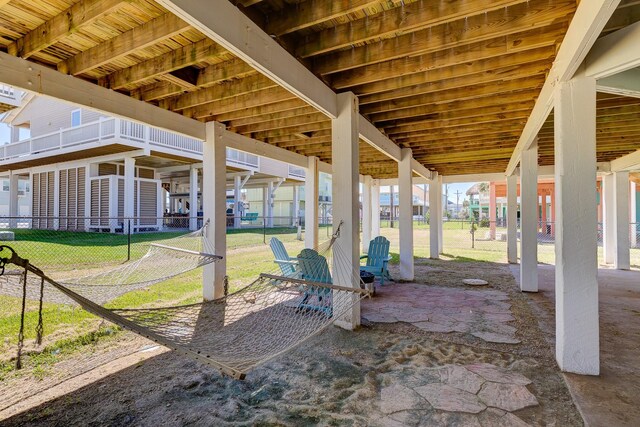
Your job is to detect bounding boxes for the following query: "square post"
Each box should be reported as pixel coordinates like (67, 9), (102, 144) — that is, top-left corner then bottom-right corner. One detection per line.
(429, 172), (440, 259)
(371, 179), (381, 238)
(203, 122), (227, 301)
(555, 75), (599, 375)
(603, 173), (615, 264)
(507, 174), (518, 263)
(8, 172), (18, 228)
(520, 143), (538, 292)
(614, 171), (630, 269)
(362, 175), (372, 252)
(305, 156), (319, 249)
(124, 157), (135, 225)
(399, 148), (414, 280)
(489, 181), (497, 239)
(234, 175), (242, 229)
(189, 166), (199, 231)
(266, 180), (274, 228)
(292, 185), (300, 227)
(631, 181), (637, 248)
(437, 175), (443, 254)
(332, 92), (360, 330)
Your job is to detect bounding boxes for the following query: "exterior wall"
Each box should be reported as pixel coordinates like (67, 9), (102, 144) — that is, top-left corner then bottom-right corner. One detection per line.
(14, 97), (104, 138)
(0, 177), (30, 216)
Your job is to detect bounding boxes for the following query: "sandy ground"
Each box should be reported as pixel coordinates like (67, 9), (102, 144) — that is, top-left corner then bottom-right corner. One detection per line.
(0, 260), (583, 426)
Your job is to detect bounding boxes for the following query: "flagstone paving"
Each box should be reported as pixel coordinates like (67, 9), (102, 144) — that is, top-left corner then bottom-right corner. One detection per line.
(377, 363), (538, 426)
(362, 283), (520, 344)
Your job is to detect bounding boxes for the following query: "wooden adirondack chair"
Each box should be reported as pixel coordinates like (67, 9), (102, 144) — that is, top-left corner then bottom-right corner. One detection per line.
(360, 236), (392, 285)
(296, 248), (332, 315)
(269, 237), (299, 277)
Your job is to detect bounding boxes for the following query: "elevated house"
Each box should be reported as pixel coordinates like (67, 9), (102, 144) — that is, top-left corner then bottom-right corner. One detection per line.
(0, 96), (308, 232)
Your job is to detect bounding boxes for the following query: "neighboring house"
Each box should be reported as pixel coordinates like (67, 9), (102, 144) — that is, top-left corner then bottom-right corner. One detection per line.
(0, 94), (306, 232)
(380, 184), (429, 219)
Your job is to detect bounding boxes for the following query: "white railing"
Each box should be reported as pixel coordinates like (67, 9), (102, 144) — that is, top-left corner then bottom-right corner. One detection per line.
(0, 117), (204, 161)
(0, 85), (15, 98)
(226, 148), (259, 169)
(288, 165), (306, 179)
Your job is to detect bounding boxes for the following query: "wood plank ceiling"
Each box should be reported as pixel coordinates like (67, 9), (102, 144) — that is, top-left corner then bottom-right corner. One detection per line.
(0, 0), (637, 178)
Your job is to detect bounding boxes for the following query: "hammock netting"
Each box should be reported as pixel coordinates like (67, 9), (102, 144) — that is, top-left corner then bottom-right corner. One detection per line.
(0, 226), (218, 305)
(1, 222), (368, 379)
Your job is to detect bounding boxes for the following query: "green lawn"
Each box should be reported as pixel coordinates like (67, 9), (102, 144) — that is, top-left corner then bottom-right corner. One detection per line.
(1, 223), (638, 378)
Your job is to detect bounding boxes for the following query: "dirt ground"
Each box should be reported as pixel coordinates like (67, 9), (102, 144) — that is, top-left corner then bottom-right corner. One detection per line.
(0, 260), (582, 426)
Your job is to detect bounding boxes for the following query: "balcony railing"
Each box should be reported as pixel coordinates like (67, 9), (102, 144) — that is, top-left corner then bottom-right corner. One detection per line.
(0, 117), (203, 161)
(226, 147), (259, 169)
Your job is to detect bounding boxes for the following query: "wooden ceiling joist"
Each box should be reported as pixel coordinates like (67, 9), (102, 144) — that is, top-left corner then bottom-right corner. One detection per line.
(7, 0), (125, 59)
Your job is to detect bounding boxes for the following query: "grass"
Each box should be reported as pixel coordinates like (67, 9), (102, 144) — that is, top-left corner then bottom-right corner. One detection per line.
(1, 223), (638, 378)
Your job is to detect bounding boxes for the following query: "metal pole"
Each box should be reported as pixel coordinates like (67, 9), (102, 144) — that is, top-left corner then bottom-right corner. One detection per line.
(127, 219), (131, 261)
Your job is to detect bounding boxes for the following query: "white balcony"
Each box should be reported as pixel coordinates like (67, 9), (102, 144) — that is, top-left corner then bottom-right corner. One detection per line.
(0, 117), (203, 163)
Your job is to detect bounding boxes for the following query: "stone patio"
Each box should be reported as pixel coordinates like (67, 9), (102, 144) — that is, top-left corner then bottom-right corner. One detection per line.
(378, 363), (538, 427)
(362, 282), (520, 344)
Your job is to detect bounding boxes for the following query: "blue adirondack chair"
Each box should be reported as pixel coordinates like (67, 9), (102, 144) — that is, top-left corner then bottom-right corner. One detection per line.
(296, 248), (332, 315)
(360, 236), (392, 285)
(269, 237), (299, 277)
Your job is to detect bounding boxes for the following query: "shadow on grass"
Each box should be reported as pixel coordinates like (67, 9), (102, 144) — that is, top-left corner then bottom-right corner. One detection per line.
(440, 252), (491, 263)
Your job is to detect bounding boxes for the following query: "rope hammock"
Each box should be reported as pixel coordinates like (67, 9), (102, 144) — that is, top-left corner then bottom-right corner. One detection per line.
(2, 222), (369, 379)
(0, 222), (219, 305)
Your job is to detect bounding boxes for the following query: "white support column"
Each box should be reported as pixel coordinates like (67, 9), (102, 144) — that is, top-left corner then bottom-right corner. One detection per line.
(438, 175), (443, 254)
(399, 148), (414, 281)
(233, 175), (242, 229)
(520, 143), (538, 292)
(292, 185), (300, 226)
(266, 180), (274, 228)
(603, 173), (615, 264)
(203, 122), (227, 301)
(84, 164), (95, 231)
(362, 175), (373, 252)
(614, 171), (630, 269)
(189, 166), (199, 231)
(371, 179), (381, 238)
(555, 75), (599, 375)
(53, 169), (60, 231)
(8, 172), (19, 228)
(631, 181), (637, 247)
(429, 172), (440, 259)
(507, 175), (518, 264)
(124, 158), (135, 231)
(332, 92), (360, 330)
(305, 156), (319, 249)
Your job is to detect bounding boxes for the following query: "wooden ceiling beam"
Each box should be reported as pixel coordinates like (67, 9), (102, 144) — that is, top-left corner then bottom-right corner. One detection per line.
(312, 0), (574, 75)
(7, 0), (125, 59)
(228, 106), (318, 129)
(361, 76), (545, 114)
(104, 39), (225, 90)
(163, 74), (277, 111)
(371, 97), (537, 126)
(234, 112), (328, 134)
(359, 62), (549, 106)
(330, 24), (564, 88)
(347, 52), (553, 95)
(296, 0), (529, 58)
(59, 13), (190, 75)
(384, 110), (531, 135)
(265, 0), (382, 36)
(184, 86), (298, 119)
(214, 99), (309, 123)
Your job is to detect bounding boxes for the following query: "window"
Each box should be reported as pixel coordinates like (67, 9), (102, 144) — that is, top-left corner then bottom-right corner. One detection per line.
(71, 109), (81, 127)
(1, 180), (8, 192)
